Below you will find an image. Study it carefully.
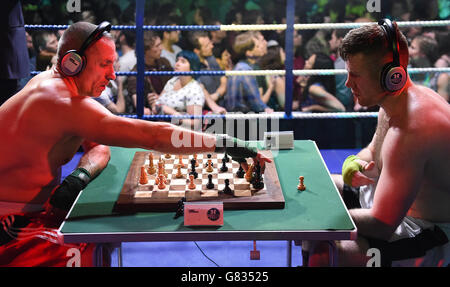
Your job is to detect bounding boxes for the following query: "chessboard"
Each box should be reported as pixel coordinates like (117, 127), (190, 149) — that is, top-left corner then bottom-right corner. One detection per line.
(114, 150), (284, 213)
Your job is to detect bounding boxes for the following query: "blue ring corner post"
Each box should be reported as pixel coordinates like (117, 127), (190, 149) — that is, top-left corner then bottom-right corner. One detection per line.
(284, 0), (295, 119)
(135, 0), (145, 119)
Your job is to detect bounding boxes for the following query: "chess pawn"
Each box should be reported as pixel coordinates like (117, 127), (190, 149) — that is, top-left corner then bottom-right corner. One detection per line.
(236, 165), (245, 178)
(178, 154), (185, 168)
(245, 164), (254, 182)
(222, 179), (233, 195)
(139, 166), (148, 184)
(193, 154), (199, 167)
(297, 176), (305, 191)
(220, 158), (228, 172)
(206, 174), (214, 189)
(206, 159), (214, 173)
(175, 164), (183, 178)
(165, 153), (171, 159)
(158, 160), (168, 178)
(157, 174), (166, 189)
(188, 174), (196, 190)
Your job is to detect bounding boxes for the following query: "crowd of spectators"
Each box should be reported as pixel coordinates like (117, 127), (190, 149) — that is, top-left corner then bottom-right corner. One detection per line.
(16, 0), (449, 118)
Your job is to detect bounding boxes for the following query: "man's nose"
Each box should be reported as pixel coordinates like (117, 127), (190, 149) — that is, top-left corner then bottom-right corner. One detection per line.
(345, 76), (351, 88)
(107, 66), (116, 81)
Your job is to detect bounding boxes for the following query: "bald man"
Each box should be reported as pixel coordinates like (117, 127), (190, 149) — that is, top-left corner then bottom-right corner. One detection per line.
(0, 22), (269, 266)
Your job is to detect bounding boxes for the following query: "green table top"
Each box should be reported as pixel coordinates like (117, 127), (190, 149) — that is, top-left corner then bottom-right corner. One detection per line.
(60, 140), (356, 243)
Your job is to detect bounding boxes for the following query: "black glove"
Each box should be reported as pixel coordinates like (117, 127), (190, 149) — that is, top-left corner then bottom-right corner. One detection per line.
(214, 134), (258, 163)
(48, 168), (91, 212)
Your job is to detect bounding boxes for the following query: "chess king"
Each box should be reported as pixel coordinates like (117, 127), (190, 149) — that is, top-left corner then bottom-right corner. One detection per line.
(0, 21), (271, 267)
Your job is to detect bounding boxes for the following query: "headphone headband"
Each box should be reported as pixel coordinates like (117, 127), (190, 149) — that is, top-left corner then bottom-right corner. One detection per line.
(60, 21), (111, 77)
(78, 21), (111, 56)
(378, 18), (400, 66)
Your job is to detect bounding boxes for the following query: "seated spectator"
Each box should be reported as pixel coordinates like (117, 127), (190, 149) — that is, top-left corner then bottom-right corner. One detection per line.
(225, 31), (273, 113)
(258, 40), (286, 110)
(127, 31), (173, 114)
(18, 32), (37, 90)
(298, 53), (345, 112)
(189, 31), (226, 114)
(213, 41), (233, 71)
(329, 29), (353, 111)
(159, 18), (182, 68)
(408, 35), (439, 86)
(208, 20), (227, 47)
(156, 51), (205, 129)
(433, 52), (449, 102)
(33, 31), (58, 71)
(117, 30), (137, 74)
(423, 30), (449, 102)
(293, 29), (306, 111)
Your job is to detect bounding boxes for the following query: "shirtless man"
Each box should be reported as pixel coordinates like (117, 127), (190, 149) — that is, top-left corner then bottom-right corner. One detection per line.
(0, 22), (269, 266)
(309, 20), (450, 267)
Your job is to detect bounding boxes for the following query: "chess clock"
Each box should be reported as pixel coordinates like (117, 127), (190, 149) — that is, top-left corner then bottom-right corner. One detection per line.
(184, 202), (224, 226)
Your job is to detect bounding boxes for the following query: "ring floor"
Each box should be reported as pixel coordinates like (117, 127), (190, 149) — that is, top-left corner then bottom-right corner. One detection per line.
(62, 148), (359, 267)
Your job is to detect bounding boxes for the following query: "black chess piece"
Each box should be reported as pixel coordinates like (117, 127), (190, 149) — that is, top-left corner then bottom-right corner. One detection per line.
(189, 158), (198, 179)
(236, 164), (245, 178)
(173, 197), (186, 219)
(220, 158), (228, 172)
(206, 174), (214, 189)
(251, 161), (264, 190)
(223, 152), (230, 163)
(222, 179), (233, 195)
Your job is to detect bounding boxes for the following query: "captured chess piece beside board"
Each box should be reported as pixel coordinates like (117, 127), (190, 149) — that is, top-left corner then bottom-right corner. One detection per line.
(114, 150), (284, 213)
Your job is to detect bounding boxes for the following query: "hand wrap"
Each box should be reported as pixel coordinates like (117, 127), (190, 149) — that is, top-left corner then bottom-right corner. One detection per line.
(342, 155), (363, 186)
(49, 167), (91, 212)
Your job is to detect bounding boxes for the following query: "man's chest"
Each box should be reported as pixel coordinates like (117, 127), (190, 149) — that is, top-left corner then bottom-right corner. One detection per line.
(374, 116), (390, 171)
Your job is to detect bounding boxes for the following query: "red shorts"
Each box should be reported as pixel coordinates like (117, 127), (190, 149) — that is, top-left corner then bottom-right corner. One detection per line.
(0, 213), (97, 267)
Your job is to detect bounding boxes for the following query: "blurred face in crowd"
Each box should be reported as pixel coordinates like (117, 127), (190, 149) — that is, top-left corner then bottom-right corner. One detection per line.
(45, 33), (58, 53)
(175, 56), (191, 72)
(166, 30), (180, 44)
(248, 32), (267, 57)
(293, 30), (302, 49)
(304, 54), (316, 69)
(197, 36), (214, 58)
(144, 36), (162, 64)
(329, 31), (342, 53)
(408, 38), (421, 59)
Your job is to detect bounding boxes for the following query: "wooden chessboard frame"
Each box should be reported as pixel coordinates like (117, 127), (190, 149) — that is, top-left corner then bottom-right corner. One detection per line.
(114, 150), (285, 213)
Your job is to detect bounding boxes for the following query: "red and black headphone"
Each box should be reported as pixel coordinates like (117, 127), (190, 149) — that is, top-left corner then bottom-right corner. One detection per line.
(59, 21), (111, 77)
(378, 18), (407, 92)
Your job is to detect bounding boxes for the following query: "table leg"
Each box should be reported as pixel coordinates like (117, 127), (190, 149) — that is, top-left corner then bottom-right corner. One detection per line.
(327, 240), (338, 267)
(287, 240), (292, 267)
(117, 243), (123, 267)
(95, 243), (104, 267)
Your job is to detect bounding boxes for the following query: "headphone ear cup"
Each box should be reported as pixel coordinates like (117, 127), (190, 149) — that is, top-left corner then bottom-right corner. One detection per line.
(381, 63), (407, 92)
(60, 50), (84, 77)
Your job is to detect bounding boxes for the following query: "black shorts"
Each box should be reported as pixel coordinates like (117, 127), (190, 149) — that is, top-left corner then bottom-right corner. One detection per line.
(342, 184), (449, 266)
(342, 184), (361, 209)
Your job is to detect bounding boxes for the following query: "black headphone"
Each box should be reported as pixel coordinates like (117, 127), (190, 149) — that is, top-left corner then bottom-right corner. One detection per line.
(378, 18), (407, 92)
(60, 21), (112, 77)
